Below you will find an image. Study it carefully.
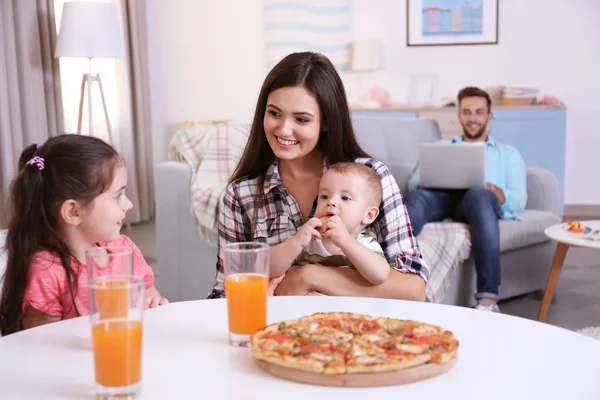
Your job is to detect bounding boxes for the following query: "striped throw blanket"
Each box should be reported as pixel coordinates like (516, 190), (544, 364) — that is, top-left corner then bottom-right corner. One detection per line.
(169, 123), (249, 247)
(419, 222), (471, 303)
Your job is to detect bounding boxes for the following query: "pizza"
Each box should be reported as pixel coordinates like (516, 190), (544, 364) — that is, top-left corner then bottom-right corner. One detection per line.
(251, 312), (458, 375)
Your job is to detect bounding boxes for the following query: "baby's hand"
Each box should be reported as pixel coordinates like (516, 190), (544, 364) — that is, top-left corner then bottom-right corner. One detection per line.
(292, 217), (323, 248)
(322, 215), (352, 248)
(146, 296), (169, 309)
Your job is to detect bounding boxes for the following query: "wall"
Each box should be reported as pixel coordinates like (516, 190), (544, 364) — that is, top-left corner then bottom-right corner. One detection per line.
(145, 0), (265, 165)
(145, 0), (600, 205)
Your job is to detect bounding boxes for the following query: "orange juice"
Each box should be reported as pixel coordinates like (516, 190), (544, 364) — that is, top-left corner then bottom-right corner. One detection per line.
(225, 273), (268, 334)
(92, 319), (142, 387)
(95, 279), (129, 319)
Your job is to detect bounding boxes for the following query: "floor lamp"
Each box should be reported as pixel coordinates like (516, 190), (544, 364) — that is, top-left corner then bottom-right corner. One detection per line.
(55, 2), (130, 234)
(55, 2), (126, 143)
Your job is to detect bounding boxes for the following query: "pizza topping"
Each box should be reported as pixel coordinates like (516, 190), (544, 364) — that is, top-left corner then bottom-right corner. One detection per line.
(362, 320), (381, 334)
(355, 356), (382, 364)
(396, 344), (424, 354)
(320, 319), (342, 329)
(263, 332), (293, 343)
(413, 325), (439, 336)
(411, 336), (443, 346)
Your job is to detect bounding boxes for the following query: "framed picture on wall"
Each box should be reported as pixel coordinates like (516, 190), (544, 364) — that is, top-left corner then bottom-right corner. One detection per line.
(407, 0), (499, 47)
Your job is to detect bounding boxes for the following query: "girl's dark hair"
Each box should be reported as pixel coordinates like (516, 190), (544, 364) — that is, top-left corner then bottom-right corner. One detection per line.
(0, 134), (121, 335)
(230, 51), (370, 183)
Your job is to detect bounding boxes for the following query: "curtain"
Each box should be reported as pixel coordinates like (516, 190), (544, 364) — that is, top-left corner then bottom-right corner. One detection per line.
(0, 0), (64, 227)
(114, 0), (154, 223)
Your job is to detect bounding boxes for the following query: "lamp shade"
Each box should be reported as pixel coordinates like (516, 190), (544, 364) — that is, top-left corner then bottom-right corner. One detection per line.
(55, 2), (126, 59)
(351, 40), (385, 72)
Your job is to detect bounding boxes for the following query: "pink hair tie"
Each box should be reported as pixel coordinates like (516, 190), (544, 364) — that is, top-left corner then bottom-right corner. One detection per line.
(27, 156), (45, 171)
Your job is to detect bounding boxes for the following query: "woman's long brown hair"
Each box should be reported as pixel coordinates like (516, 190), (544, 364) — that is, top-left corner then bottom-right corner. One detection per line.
(0, 135), (121, 335)
(229, 52), (371, 238)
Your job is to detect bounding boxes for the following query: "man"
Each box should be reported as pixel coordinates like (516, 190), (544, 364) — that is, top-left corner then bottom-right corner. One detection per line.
(405, 86), (527, 312)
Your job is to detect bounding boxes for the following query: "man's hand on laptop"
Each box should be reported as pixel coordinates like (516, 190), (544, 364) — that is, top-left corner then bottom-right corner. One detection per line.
(485, 182), (505, 205)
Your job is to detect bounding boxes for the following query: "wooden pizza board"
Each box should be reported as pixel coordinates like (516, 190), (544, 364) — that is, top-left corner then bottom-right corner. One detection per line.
(255, 356), (457, 387)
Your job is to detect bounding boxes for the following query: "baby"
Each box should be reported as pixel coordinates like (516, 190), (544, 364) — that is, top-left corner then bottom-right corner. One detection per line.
(269, 162), (390, 294)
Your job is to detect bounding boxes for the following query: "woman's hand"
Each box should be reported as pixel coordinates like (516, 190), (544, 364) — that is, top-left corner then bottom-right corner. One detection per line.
(273, 265), (315, 296)
(268, 274), (286, 295)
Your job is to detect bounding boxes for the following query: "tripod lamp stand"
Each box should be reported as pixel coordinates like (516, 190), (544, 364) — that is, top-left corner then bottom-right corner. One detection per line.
(55, 1), (126, 143)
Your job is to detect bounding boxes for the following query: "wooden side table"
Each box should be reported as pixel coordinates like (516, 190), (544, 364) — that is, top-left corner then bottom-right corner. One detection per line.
(538, 220), (600, 322)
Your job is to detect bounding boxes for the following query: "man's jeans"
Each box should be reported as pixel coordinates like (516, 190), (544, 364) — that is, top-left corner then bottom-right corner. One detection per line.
(404, 187), (501, 300)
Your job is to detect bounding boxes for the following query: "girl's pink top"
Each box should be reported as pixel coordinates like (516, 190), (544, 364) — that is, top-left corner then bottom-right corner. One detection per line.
(22, 235), (154, 320)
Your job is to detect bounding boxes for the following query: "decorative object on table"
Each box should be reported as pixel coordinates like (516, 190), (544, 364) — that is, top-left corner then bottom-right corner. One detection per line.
(408, 73), (439, 105)
(563, 220), (599, 241)
(55, 1), (126, 144)
(252, 312), (458, 386)
(369, 86), (392, 107)
(500, 87), (539, 106)
(564, 220), (592, 234)
(407, 0), (499, 47)
(538, 95), (565, 108)
(263, 0), (353, 71)
(485, 86), (505, 106)
(350, 39), (386, 108)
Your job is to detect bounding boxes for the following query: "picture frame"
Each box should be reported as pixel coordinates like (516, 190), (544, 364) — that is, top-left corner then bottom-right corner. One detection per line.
(407, 0), (499, 47)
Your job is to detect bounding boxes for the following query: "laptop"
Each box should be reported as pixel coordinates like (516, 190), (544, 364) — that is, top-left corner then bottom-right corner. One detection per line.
(419, 143), (486, 189)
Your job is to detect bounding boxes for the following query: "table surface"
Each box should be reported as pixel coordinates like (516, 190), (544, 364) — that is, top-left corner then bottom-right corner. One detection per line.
(545, 220), (600, 249)
(1, 297), (600, 399)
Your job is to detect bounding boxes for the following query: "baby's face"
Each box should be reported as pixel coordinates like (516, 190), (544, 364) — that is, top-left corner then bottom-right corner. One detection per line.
(315, 171), (372, 236)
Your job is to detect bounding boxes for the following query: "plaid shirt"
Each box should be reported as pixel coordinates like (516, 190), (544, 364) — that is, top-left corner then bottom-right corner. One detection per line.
(209, 157), (430, 298)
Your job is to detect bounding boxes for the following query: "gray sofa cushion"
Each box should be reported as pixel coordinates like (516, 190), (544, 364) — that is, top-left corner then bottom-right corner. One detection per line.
(352, 117), (441, 193)
(499, 210), (560, 252)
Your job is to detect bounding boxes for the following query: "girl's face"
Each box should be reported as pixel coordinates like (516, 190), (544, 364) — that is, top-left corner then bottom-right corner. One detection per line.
(79, 164), (133, 244)
(263, 86), (323, 162)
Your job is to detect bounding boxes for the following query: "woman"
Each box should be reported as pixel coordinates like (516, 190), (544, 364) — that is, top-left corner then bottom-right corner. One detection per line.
(209, 52), (428, 300)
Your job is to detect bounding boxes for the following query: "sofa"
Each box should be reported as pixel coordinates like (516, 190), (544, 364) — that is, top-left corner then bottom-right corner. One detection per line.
(155, 117), (560, 305)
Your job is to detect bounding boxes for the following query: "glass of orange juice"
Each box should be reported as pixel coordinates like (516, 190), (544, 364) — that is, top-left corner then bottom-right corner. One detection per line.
(87, 247), (134, 321)
(224, 242), (269, 347)
(89, 276), (144, 399)
(87, 246), (133, 282)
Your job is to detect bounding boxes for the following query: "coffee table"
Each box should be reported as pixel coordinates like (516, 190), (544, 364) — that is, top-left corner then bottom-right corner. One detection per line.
(1, 297), (600, 399)
(538, 220), (600, 321)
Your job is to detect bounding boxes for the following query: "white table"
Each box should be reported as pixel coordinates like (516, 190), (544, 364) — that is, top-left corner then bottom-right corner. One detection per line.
(1, 297), (600, 399)
(539, 220), (600, 321)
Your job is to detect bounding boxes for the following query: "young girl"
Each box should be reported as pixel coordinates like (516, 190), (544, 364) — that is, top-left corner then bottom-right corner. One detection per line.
(209, 52), (429, 300)
(0, 135), (167, 335)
